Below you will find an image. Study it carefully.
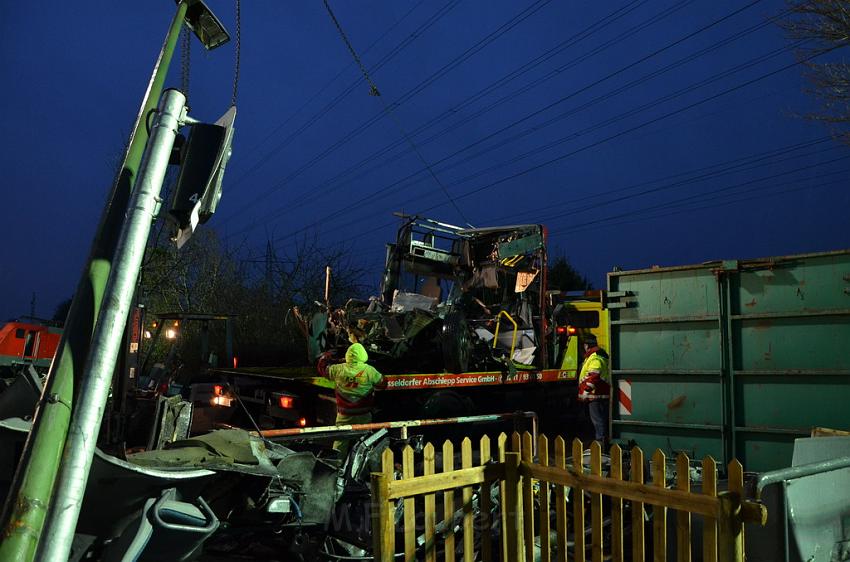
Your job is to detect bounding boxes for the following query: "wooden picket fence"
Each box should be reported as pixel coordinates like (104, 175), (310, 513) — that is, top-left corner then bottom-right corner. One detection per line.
(370, 432), (767, 562)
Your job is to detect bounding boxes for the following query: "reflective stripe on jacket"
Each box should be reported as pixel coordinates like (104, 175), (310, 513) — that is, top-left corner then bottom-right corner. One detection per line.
(578, 347), (610, 401)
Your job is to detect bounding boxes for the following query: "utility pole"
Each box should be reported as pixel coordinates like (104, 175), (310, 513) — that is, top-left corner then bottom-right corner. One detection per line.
(38, 88), (190, 562)
(0, 2), (228, 559)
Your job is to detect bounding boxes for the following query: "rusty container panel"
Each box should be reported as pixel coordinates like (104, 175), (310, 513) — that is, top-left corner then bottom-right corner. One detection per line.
(608, 249), (850, 472)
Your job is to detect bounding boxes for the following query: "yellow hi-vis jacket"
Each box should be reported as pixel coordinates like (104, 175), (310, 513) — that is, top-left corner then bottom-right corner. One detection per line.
(325, 343), (384, 415)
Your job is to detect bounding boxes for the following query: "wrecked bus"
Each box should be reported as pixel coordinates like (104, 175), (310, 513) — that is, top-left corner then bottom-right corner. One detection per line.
(199, 215), (611, 433)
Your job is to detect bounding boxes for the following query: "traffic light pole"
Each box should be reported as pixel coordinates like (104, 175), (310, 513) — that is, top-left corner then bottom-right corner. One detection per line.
(0, 4), (188, 560)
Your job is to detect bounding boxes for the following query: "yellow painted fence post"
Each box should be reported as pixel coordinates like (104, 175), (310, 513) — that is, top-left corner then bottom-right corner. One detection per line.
(717, 491), (744, 562)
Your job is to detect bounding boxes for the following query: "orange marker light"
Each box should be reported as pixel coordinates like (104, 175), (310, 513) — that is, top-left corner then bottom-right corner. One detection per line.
(279, 396), (294, 409)
(298, 417), (307, 427)
(213, 384), (223, 396)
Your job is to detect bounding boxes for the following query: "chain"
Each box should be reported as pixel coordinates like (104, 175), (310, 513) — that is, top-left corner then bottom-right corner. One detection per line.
(231, 0), (242, 107)
(181, 25), (190, 103)
(322, 0), (380, 97)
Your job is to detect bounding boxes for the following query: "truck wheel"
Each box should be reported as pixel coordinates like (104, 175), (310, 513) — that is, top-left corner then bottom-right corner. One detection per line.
(441, 311), (470, 373)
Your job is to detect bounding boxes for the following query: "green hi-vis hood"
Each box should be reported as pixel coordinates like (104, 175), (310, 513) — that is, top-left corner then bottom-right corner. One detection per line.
(346, 343), (368, 364)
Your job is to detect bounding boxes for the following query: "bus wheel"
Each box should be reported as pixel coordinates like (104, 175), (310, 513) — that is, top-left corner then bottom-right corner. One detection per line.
(441, 311), (470, 373)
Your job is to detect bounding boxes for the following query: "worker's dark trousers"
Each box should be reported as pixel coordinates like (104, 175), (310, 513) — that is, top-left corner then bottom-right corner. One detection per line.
(588, 399), (609, 447)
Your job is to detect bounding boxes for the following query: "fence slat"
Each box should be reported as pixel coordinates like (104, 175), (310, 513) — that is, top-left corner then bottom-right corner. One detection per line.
(403, 445), (416, 560)
(573, 439), (586, 562)
(522, 432), (535, 562)
(555, 437), (568, 562)
(539, 435), (551, 562)
(373, 449), (395, 562)
(498, 433), (509, 562)
(424, 443), (437, 562)
(382, 446), (394, 475)
(631, 447), (645, 562)
(480, 435), (493, 562)
(652, 449), (667, 562)
(676, 453), (692, 562)
(702, 456), (718, 562)
(503, 452), (524, 562)
(462, 438), (474, 562)
(513, 428), (523, 560)
(723, 460), (745, 562)
(718, 491), (744, 562)
(610, 445), (624, 562)
(443, 440), (456, 562)
(590, 442), (603, 562)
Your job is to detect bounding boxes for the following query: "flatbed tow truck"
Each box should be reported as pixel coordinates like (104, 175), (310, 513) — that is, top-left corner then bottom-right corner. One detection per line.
(188, 216), (611, 436)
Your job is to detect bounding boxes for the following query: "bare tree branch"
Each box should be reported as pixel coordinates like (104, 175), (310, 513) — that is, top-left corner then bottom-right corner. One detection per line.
(781, 0), (850, 141)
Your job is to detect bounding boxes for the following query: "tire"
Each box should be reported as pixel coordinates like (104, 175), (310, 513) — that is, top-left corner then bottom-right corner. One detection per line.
(441, 311), (471, 373)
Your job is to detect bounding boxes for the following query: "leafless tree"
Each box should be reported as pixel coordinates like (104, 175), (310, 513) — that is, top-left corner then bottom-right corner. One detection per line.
(783, 0), (850, 141)
(139, 226), (373, 368)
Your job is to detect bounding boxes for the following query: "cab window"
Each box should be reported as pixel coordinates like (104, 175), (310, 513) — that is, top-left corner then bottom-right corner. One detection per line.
(23, 331), (37, 356)
(567, 311), (599, 329)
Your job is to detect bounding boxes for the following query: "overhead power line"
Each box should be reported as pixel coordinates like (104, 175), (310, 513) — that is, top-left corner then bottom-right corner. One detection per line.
(552, 169), (850, 238)
(322, 0), (470, 223)
(230, 0), (761, 243)
(267, 14), (798, 246)
(273, 0), (694, 220)
(493, 138), (837, 224)
(234, 0), (426, 161)
(220, 0), (553, 224)
(351, 136), (846, 256)
(222, 0), (442, 195)
(548, 155), (850, 234)
(348, 157), (850, 265)
(408, 45), (836, 216)
(224, 0), (676, 236)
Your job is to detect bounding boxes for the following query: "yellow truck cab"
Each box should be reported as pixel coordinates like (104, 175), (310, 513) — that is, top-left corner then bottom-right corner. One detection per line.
(549, 291), (610, 375)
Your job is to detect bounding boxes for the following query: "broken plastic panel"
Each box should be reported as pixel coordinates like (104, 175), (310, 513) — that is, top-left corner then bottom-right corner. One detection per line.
(390, 291), (438, 313)
(168, 106), (236, 248)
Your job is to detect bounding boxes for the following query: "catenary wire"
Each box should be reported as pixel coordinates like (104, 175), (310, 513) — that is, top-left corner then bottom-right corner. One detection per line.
(223, 0), (680, 235)
(220, 0), (553, 224)
(508, 143), (844, 225)
(266, 0), (701, 221)
(230, 0), (764, 243)
(322, 0), (470, 223)
(348, 160), (850, 265)
(222, 0), (439, 190)
(319, 45), (837, 250)
(267, 22), (800, 245)
(554, 173), (849, 237)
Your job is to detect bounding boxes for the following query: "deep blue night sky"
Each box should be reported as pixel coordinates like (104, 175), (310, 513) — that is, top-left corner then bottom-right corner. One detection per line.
(1, 0), (848, 322)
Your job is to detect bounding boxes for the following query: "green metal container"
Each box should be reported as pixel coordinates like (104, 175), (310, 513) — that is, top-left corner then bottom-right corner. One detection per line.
(608, 249), (850, 472)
